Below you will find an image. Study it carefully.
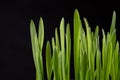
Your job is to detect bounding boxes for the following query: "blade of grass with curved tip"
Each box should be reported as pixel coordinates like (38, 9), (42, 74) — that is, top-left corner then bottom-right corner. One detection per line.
(84, 18), (94, 80)
(60, 18), (65, 80)
(30, 20), (37, 69)
(60, 18), (65, 53)
(110, 11), (116, 49)
(84, 18), (91, 66)
(30, 20), (43, 80)
(109, 13), (117, 79)
(46, 41), (52, 80)
(65, 23), (71, 80)
(38, 18), (44, 80)
(30, 19), (44, 80)
(74, 9), (81, 80)
(38, 18), (44, 52)
(110, 11), (116, 34)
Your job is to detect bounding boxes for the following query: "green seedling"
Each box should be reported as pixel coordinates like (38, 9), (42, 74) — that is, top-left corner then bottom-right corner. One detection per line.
(30, 9), (120, 80)
(30, 18), (44, 80)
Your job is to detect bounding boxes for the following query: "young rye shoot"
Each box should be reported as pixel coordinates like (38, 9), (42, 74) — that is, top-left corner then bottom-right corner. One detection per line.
(30, 9), (120, 80)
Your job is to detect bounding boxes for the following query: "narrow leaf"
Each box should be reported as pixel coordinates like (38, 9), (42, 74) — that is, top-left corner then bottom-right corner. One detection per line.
(74, 9), (81, 80)
(46, 41), (52, 80)
(38, 18), (44, 52)
(65, 23), (71, 80)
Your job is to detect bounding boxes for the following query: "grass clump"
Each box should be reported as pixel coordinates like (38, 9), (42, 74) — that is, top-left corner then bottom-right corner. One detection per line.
(30, 9), (120, 80)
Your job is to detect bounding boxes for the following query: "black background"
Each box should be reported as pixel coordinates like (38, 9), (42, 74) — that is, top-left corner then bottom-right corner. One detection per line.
(0, 0), (120, 80)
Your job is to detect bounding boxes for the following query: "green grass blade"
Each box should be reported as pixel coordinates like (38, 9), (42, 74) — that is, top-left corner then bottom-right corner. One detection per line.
(30, 19), (44, 80)
(102, 29), (109, 80)
(95, 26), (99, 37)
(110, 11), (116, 34)
(30, 20), (43, 80)
(84, 18), (91, 66)
(106, 39), (112, 80)
(38, 53), (44, 80)
(84, 18), (94, 80)
(81, 28), (87, 54)
(30, 20), (37, 69)
(95, 25), (101, 80)
(58, 51), (63, 80)
(102, 29), (106, 68)
(34, 35), (43, 80)
(74, 9), (81, 80)
(79, 28), (88, 80)
(60, 18), (65, 80)
(96, 49), (101, 80)
(55, 28), (60, 53)
(81, 51), (88, 80)
(53, 47), (59, 80)
(60, 18), (65, 53)
(113, 41), (119, 79)
(65, 23), (71, 80)
(38, 18), (44, 52)
(110, 11), (116, 49)
(46, 41), (52, 80)
(38, 18), (44, 80)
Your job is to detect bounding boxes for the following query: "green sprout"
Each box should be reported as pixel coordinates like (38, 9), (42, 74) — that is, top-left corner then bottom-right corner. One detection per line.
(30, 18), (44, 80)
(50, 18), (71, 80)
(30, 9), (120, 80)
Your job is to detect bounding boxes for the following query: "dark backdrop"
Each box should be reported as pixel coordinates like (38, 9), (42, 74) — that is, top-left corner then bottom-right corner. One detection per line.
(0, 0), (120, 80)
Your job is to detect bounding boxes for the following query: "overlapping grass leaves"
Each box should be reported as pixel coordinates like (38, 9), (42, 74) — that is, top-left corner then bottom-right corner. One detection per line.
(30, 18), (44, 80)
(30, 9), (120, 80)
